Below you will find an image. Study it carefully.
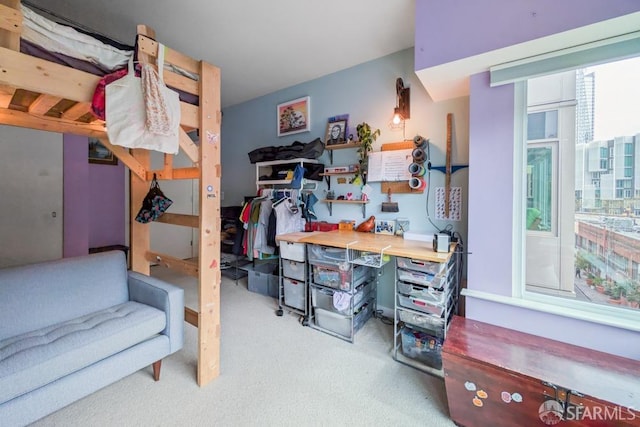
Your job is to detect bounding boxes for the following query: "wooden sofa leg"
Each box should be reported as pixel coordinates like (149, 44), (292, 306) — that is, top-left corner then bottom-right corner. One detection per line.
(152, 360), (162, 381)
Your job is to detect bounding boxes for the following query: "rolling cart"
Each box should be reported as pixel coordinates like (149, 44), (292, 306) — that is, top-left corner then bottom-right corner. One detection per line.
(276, 236), (309, 325)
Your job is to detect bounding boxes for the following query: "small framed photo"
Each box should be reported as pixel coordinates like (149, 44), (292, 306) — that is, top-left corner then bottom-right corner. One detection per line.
(325, 119), (347, 145)
(88, 137), (118, 165)
(375, 219), (396, 235)
(324, 114), (349, 145)
(277, 96), (310, 137)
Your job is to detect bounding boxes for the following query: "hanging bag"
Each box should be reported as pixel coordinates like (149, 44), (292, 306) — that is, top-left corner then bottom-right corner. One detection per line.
(105, 44), (181, 154)
(135, 174), (173, 223)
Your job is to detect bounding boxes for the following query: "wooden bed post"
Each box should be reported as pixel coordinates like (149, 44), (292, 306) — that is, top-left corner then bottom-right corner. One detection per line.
(197, 60), (222, 386)
(129, 25), (157, 276)
(133, 24), (221, 386)
(0, 0), (20, 50)
(130, 149), (151, 275)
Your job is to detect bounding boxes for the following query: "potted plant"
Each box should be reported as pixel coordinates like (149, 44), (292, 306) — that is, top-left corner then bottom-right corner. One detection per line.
(354, 122), (380, 185)
(593, 276), (605, 293)
(607, 283), (623, 305)
(586, 273), (595, 286)
(626, 288), (640, 309)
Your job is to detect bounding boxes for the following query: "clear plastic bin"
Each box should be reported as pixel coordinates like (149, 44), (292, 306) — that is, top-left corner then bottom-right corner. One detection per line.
(397, 268), (448, 289)
(315, 298), (373, 338)
(312, 264), (369, 291)
(311, 281), (373, 315)
(400, 327), (443, 369)
(307, 244), (348, 267)
(397, 309), (445, 338)
(397, 293), (445, 316)
(396, 257), (446, 275)
(397, 281), (447, 305)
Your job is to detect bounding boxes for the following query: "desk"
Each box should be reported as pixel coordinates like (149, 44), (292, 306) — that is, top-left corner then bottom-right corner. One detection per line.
(277, 230), (453, 263)
(278, 230), (461, 361)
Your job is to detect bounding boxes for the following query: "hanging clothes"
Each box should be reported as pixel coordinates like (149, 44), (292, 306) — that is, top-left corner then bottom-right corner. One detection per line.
(254, 199), (275, 255)
(273, 197), (306, 245)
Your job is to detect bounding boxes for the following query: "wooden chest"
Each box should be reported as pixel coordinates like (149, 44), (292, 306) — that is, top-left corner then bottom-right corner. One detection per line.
(442, 316), (640, 427)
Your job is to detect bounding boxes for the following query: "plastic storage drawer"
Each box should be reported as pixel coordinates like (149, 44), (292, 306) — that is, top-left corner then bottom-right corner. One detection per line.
(312, 264), (369, 291)
(397, 293), (445, 316)
(279, 241), (306, 262)
(396, 257), (446, 276)
(315, 299), (373, 337)
(283, 277), (306, 310)
(400, 327), (443, 369)
(311, 281), (373, 315)
(397, 268), (448, 289)
(282, 259), (305, 281)
(397, 309), (445, 338)
(307, 244), (347, 267)
(397, 281), (447, 305)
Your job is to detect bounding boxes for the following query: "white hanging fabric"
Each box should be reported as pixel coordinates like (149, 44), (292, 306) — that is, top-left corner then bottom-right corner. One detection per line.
(141, 45), (173, 136)
(105, 43), (181, 154)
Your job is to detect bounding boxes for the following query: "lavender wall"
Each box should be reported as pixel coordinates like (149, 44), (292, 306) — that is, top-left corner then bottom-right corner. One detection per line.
(88, 158), (125, 248)
(63, 134), (125, 257)
(467, 72), (514, 297)
(415, 1), (640, 358)
(63, 134), (89, 257)
(415, 0), (640, 70)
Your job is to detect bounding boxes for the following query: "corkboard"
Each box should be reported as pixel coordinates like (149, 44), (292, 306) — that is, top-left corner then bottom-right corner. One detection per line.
(380, 141), (424, 194)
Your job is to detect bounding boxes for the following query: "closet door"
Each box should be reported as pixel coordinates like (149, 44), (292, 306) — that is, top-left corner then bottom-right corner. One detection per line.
(0, 125), (63, 268)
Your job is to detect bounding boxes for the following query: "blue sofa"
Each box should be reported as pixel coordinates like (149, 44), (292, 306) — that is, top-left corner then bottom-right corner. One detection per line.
(0, 251), (184, 426)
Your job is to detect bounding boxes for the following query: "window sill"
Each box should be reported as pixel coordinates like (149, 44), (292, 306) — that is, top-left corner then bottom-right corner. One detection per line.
(461, 288), (640, 332)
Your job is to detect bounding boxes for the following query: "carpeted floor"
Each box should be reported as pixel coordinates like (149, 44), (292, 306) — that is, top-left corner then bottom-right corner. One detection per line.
(32, 266), (456, 427)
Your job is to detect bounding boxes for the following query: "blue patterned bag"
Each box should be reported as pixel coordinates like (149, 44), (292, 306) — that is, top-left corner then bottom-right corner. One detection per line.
(135, 174), (173, 223)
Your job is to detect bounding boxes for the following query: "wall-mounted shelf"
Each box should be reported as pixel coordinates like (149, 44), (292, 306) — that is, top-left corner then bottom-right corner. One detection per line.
(255, 158), (321, 190)
(322, 199), (369, 218)
(324, 142), (361, 163)
(319, 171), (356, 190)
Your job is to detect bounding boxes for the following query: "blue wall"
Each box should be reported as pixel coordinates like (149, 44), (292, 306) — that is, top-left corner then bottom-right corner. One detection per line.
(220, 48), (469, 310)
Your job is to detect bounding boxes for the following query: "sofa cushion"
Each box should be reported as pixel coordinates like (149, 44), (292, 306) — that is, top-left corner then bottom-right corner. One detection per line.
(0, 251), (129, 341)
(0, 301), (165, 404)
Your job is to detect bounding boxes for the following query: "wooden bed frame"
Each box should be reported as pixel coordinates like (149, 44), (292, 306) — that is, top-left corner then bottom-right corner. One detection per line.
(0, 0), (221, 387)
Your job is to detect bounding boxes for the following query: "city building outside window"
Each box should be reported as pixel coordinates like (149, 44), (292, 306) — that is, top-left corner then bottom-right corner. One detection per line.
(518, 55), (640, 322)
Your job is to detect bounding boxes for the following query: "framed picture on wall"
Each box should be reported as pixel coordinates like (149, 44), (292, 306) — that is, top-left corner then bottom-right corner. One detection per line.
(325, 119), (347, 145)
(88, 137), (117, 165)
(277, 96), (310, 137)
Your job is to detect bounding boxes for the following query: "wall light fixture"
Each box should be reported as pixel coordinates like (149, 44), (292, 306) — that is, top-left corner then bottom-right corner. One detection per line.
(392, 77), (410, 124)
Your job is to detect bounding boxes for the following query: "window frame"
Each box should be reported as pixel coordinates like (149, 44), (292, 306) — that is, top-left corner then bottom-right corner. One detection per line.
(512, 79), (640, 331)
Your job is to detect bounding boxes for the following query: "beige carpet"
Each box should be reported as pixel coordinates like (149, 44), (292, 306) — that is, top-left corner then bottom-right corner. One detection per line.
(32, 266), (456, 427)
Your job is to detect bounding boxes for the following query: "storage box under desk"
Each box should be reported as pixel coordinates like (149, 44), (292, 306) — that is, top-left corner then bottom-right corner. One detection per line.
(442, 316), (640, 427)
(245, 263), (279, 298)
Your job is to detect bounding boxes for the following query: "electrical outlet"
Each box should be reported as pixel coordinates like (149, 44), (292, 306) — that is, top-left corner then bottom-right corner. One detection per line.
(221, 191), (225, 200)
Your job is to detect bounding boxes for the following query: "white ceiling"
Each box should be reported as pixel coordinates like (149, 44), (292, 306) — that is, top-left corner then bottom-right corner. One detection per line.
(26, 0), (416, 108)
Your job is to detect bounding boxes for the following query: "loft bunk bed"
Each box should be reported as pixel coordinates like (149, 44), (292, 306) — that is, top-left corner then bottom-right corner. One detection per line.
(0, 0), (221, 387)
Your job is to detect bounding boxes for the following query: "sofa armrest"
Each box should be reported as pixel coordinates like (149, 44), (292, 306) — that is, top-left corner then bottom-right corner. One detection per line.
(128, 271), (184, 354)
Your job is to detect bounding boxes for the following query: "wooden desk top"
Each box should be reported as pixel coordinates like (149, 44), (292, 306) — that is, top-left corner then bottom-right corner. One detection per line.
(277, 230), (454, 263)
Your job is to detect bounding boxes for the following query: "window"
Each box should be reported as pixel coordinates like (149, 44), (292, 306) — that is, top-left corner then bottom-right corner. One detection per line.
(519, 56), (640, 320)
